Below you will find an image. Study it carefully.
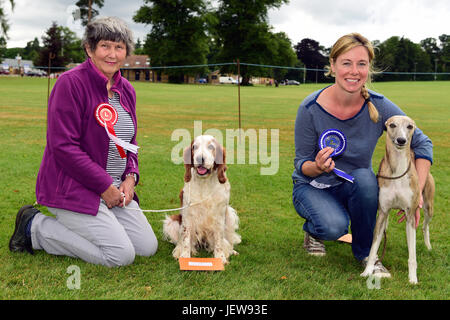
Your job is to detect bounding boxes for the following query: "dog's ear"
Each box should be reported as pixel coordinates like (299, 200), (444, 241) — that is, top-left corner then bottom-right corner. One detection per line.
(409, 119), (416, 131)
(384, 118), (391, 129)
(179, 189), (184, 207)
(213, 139), (227, 184)
(183, 141), (194, 182)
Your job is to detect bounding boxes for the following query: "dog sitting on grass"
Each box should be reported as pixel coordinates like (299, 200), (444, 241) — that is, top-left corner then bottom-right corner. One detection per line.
(163, 135), (241, 264)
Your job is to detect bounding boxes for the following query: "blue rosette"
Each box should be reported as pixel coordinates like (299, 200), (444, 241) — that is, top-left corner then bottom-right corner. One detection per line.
(319, 129), (354, 183)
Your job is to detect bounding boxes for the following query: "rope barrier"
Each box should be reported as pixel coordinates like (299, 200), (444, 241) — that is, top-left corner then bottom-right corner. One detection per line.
(26, 61), (450, 75)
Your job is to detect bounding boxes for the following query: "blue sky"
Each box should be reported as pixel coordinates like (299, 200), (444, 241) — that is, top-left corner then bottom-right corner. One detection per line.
(3, 0), (449, 49)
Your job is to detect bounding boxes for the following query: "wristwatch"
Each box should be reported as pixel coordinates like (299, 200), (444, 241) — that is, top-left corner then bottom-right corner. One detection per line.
(126, 173), (137, 184)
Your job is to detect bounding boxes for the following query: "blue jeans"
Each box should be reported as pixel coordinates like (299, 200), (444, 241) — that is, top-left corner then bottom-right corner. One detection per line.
(292, 168), (378, 261)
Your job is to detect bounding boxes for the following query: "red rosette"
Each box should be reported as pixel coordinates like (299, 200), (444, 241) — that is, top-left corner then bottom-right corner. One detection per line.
(95, 103), (118, 127)
(95, 103), (126, 158)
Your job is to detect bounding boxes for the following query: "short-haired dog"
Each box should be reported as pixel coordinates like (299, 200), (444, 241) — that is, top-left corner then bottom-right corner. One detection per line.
(361, 115), (435, 284)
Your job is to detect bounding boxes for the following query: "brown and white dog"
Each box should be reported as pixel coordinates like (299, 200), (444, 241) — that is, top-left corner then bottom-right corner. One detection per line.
(361, 115), (435, 284)
(163, 135), (241, 264)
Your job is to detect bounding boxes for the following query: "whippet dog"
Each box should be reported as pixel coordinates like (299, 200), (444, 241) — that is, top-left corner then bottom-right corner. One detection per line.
(361, 115), (435, 284)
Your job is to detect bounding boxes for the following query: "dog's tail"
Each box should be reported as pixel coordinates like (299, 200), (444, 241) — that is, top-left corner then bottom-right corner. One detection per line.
(163, 214), (182, 244)
(225, 206), (241, 245)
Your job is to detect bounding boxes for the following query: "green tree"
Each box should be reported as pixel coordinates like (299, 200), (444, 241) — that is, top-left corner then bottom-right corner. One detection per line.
(0, 0), (14, 38)
(0, 36), (6, 59)
(36, 22), (70, 71)
(294, 38), (328, 83)
(269, 32), (298, 82)
(134, 38), (146, 55)
(23, 37), (40, 64)
(375, 36), (431, 81)
(134, 0), (211, 83)
(215, 0), (289, 85)
(75, 0), (104, 26)
(60, 26), (85, 63)
(438, 34), (449, 79)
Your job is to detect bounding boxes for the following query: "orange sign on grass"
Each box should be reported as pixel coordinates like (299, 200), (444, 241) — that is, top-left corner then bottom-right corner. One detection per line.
(179, 257), (224, 271)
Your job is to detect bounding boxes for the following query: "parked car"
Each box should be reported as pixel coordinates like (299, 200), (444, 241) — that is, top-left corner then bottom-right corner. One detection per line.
(25, 69), (46, 77)
(219, 76), (238, 84)
(197, 78), (207, 84)
(0, 69), (10, 75)
(285, 79), (300, 85)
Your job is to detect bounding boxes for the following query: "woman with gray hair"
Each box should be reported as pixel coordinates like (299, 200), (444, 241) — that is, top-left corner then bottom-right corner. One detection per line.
(9, 17), (158, 267)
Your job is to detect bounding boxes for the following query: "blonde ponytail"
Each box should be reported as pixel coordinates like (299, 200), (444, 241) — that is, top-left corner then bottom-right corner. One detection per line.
(361, 85), (379, 123)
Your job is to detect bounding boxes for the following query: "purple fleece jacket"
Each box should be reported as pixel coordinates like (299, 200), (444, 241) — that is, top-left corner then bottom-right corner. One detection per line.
(36, 59), (140, 215)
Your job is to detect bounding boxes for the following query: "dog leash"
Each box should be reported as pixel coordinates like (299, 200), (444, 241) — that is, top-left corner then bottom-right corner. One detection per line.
(121, 198), (202, 213)
(376, 160), (411, 180)
(120, 183), (206, 213)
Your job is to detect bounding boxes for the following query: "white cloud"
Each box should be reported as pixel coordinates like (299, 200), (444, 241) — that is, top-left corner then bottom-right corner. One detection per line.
(269, 0), (450, 47)
(4, 0), (148, 48)
(3, 0), (449, 50)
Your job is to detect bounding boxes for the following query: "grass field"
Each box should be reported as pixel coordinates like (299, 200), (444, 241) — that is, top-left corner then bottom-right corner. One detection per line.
(0, 77), (448, 300)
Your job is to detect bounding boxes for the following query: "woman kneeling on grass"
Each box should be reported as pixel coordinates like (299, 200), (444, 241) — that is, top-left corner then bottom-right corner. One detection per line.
(291, 33), (433, 275)
(9, 17), (158, 267)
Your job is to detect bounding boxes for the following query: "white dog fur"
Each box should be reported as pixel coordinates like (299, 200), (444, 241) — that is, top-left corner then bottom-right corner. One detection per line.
(163, 135), (241, 264)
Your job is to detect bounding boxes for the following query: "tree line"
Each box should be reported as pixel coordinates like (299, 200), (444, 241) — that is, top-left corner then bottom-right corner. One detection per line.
(1, 0), (449, 82)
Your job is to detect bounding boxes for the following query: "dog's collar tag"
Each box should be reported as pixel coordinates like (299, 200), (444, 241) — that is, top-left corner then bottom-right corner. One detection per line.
(95, 103), (139, 158)
(319, 129), (354, 183)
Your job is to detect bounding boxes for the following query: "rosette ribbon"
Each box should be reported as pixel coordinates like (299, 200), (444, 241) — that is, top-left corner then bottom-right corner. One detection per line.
(318, 129), (354, 183)
(95, 103), (139, 158)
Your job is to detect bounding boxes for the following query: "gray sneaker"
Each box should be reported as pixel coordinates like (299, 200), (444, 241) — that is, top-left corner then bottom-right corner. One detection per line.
(303, 232), (326, 256)
(361, 257), (391, 278)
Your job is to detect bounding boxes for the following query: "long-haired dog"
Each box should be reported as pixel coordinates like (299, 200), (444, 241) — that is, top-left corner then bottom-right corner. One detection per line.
(361, 115), (435, 284)
(163, 135), (241, 264)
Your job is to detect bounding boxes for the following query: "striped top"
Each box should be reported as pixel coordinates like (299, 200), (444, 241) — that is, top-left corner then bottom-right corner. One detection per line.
(106, 92), (135, 187)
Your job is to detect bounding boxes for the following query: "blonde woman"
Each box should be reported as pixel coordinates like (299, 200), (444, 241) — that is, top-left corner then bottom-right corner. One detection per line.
(292, 33), (432, 275)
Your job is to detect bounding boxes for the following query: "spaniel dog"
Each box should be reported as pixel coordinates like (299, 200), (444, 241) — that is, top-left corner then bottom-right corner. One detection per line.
(163, 135), (241, 264)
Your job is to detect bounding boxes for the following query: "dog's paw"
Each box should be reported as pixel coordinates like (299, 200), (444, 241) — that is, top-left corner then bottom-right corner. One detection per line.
(179, 251), (191, 259)
(231, 250), (239, 256)
(214, 251), (229, 265)
(409, 275), (418, 285)
(172, 246), (189, 259)
(360, 268), (373, 278)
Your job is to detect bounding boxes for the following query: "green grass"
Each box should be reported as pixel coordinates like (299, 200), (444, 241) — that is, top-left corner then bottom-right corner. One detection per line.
(0, 77), (449, 300)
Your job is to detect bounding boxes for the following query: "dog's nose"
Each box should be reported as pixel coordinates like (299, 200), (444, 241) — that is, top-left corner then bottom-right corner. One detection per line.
(195, 155), (204, 164)
(396, 137), (407, 145)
